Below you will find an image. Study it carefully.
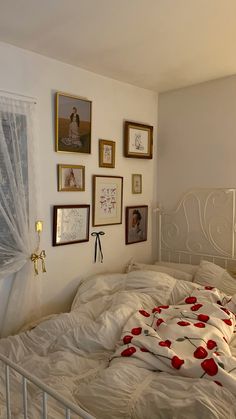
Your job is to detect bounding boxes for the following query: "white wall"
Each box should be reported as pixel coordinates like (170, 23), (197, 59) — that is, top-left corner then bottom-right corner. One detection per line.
(158, 75), (236, 210)
(0, 42), (158, 316)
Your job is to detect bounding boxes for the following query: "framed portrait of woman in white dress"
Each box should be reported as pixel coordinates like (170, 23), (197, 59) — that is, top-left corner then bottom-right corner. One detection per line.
(55, 92), (92, 154)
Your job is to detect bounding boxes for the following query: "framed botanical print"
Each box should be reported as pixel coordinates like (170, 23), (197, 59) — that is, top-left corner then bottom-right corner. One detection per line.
(124, 121), (153, 159)
(53, 205), (90, 246)
(99, 139), (115, 168)
(132, 174), (142, 194)
(92, 175), (123, 226)
(125, 205), (148, 244)
(58, 164), (85, 191)
(55, 92), (92, 154)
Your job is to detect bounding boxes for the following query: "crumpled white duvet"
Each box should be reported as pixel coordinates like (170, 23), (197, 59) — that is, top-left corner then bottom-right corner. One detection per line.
(0, 270), (236, 419)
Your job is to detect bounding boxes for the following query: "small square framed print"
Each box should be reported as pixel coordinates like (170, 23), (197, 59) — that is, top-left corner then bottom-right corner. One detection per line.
(58, 164), (85, 191)
(93, 175), (123, 226)
(132, 174), (142, 194)
(53, 205), (90, 246)
(126, 205), (148, 244)
(99, 139), (115, 168)
(55, 92), (92, 154)
(124, 121), (153, 159)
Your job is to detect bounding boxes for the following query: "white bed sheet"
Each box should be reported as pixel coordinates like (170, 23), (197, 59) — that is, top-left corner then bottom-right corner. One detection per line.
(0, 270), (235, 418)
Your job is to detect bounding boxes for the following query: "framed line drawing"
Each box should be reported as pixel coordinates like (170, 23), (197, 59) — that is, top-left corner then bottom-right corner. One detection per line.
(124, 121), (153, 159)
(53, 205), (90, 246)
(125, 205), (148, 244)
(99, 139), (115, 168)
(92, 175), (123, 226)
(132, 174), (142, 194)
(55, 92), (92, 154)
(58, 164), (85, 191)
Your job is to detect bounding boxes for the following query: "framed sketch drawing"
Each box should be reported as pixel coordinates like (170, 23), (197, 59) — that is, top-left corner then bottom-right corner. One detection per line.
(93, 175), (123, 226)
(125, 205), (148, 244)
(132, 174), (142, 194)
(124, 121), (153, 159)
(58, 164), (85, 191)
(99, 139), (115, 168)
(55, 92), (92, 154)
(53, 205), (90, 246)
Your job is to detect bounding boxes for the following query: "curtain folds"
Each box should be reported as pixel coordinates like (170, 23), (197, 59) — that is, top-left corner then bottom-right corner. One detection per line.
(0, 96), (41, 337)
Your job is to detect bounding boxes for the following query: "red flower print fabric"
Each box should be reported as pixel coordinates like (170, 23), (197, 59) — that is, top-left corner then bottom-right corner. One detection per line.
(111, 286), (236, 394)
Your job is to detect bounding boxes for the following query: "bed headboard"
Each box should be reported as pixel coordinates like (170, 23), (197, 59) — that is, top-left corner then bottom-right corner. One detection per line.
(157, 188), (236, 269)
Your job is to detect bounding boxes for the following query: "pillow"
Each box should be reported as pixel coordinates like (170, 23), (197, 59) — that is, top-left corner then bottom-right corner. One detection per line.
(155, 261), (198, 276)
(125, 261), (193, 282)
(193, 260), (236, 295)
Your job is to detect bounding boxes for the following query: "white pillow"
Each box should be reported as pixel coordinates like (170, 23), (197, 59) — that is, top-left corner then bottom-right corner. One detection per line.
(155, 261), (198, 276)
(126, 261), (193, 282)
(193, 260), (236, 295)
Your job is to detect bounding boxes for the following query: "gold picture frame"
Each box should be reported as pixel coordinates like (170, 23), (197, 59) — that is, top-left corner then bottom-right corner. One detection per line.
(124, 121), (153, 159)
(92, 175), (123, 226)
(58, 164), (85, 191)
(55, 92), (92, 154)
(99, 139), (116, 168)
(132, 174), (142, 194)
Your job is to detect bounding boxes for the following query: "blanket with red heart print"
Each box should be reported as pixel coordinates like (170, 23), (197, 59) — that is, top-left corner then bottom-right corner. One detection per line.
(111, 285), (236, 394)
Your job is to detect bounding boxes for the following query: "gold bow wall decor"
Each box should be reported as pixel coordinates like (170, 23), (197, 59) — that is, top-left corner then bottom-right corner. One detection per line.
(31, 250), (46, 275)
(30, 220), (47, 275)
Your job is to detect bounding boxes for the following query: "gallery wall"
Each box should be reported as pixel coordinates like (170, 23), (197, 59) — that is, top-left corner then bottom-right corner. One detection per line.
(157, 75), (236, 210)
(0, 42), (158, 316)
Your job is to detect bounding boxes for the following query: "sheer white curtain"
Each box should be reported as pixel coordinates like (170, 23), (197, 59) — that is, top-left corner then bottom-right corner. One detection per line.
(0, 96), (41, 337)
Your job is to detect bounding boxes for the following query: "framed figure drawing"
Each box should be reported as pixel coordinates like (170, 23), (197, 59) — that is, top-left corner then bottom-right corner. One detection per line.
(58, 164), (85, 191)
(99, 139), (115, 168)
(53, 205), (90, 246)
(93, 175), (123, 226)
(124, 121), (153, 159)
(55, 92), (92, 154)
(126, 205), (148, 244)
(132, 174), (142, 194)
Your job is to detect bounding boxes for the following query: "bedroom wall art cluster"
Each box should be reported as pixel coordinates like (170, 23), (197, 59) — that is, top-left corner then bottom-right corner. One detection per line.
(0, 41), (158, 319)
(54, 92), (153, 246)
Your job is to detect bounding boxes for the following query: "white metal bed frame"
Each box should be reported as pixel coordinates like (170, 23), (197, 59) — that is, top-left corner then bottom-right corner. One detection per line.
(0, 352), (95, 418)
(157, 188), (236, 269)
(1, 187), (236, 419)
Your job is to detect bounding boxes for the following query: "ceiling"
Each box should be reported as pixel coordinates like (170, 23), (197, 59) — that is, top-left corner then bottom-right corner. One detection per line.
(1, 0), (236, 92)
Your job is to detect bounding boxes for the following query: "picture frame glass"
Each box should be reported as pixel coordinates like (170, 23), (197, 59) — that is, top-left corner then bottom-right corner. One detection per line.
(103, 144), (113, 164)
(93, 176), (123, 226)
(129, 127), (149, 154)
(53, 205), (90, 245)
(56, 93), (91, 154)
(126, 206), (148, 244)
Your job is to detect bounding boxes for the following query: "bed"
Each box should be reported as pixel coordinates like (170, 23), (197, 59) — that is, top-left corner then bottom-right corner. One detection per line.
(1, 188), (236, 419)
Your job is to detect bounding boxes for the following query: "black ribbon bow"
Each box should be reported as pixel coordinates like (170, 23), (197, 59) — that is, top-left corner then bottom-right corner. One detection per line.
(91, 231), (105, 263)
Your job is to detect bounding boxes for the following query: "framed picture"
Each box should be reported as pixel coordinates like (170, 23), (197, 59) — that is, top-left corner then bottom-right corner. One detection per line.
(55, 92), (92, 154)
(93, 175), (123, 226)
(99, 139), (115, 168)
(58, 164), (85, 191)
(132, 174), (142, 194)
(125, 205), (148, 244)
(124, 121), (153, 159)
(53, 205), (90, 246)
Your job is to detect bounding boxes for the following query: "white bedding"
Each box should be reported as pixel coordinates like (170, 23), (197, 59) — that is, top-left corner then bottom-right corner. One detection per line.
(0, 270), (236, 418)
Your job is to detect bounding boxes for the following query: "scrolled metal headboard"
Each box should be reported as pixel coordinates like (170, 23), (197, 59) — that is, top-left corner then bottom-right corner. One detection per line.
(157, 188), (236, 269)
